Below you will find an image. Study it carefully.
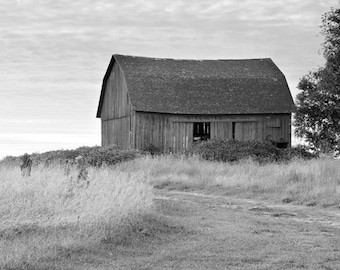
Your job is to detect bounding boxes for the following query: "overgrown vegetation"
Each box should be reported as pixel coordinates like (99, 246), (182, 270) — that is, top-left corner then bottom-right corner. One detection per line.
(182, 139), (316, 163)
(128, 155), (340, 207)
(294, 7), (340, 152)
(0, 145), (143, 167)
(0, 141), (316, 169)
(0, 146), (339, 268)
(0, 163), (154, 269)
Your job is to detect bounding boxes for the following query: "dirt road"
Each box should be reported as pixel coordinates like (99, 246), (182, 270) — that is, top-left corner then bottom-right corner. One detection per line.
(102, 190), (340, 270)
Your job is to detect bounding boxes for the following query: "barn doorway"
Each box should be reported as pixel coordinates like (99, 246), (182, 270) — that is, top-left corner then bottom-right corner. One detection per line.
(193, 122), (210, 141)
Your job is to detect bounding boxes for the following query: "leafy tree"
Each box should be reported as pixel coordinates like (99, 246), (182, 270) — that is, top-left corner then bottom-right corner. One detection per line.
(294, 7), (340, 152)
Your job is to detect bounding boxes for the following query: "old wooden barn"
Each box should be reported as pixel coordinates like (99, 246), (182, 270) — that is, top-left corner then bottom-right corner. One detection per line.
(96, 54), (296, 153)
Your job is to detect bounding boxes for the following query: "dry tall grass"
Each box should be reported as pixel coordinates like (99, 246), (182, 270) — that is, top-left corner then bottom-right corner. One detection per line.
(123, 155), (340, 207)
(1, 154), (339, 268)
(0, 163), (153, 269)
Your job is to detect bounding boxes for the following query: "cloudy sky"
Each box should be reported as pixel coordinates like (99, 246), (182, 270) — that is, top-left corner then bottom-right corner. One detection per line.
(0, 0), (339, 158)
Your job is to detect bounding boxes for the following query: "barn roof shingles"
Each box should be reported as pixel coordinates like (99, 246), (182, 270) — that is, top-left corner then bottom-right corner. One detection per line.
(97, 54), (296, 117)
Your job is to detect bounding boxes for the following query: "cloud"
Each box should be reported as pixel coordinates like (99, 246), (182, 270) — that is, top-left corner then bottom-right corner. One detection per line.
(2, 0), (336, 84)
(1, 0), (339, 157)
(1, 0), (334, 63)
(0, 119), (51, 124)
(0, 133), (99, 158)
(0, 133), (98, 144)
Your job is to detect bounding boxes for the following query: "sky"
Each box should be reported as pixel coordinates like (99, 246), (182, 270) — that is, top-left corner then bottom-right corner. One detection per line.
(0, 0), (339, 159)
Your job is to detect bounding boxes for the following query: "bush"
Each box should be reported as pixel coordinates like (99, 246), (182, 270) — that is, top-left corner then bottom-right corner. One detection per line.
(281, 144), (318, 160)
(84, 147), (142, 167)
(182, 139), (317, 163)
(0, 156), (21, 167)
(0, 146), (143, 167)
(142, 144), (162, 155)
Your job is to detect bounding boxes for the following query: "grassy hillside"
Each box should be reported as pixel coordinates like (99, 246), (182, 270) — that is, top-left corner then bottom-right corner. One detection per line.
(0, 146), (143, 167)
(1, 144), (339, 269)
(0, 163), (154, 269)
(123, 155), (340, 207)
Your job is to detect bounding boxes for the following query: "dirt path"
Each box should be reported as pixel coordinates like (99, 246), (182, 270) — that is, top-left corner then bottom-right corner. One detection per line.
(155, 190), (340, 228)
(79, 190), (340, 270)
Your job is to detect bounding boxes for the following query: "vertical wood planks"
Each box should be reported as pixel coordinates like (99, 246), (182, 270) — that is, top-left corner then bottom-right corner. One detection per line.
(100, 68), (292, 152)
(132, 113), (292, 152)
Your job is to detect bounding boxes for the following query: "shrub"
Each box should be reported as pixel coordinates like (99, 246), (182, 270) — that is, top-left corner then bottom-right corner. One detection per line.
(0, 146), (143, 168)
(182, 139), (317, 163)
(281, 144), (318, 160)
(0, 156), (20, 167)
(142, 144), (162, 155)
(84, 147), (142, 167)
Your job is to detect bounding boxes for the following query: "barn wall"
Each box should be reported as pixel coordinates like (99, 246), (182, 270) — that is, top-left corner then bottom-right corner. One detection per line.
(134, 112), (172, 152)
(100, 62), (134, 148)
(135, 112), (292, 152)
(100, 63), (132, 120)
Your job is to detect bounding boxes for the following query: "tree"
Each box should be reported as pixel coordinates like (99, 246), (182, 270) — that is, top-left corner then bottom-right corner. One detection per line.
(294, 7), (340, 152)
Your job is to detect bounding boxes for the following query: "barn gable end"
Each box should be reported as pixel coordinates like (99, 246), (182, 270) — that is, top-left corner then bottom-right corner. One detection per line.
(98, 58), (135, 149)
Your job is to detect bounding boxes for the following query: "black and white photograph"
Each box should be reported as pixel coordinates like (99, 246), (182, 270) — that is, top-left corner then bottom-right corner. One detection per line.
(1, 0), (340, 269)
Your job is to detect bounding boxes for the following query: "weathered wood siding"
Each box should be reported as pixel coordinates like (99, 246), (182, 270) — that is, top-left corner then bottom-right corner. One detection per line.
(134, 112), (172, 151)
(211, 122), (232, 139)
(100, 62), (134, 148)
(172, 122), (193, 153)
(134, 112), (292, 152)
(234, 122), (258, 141)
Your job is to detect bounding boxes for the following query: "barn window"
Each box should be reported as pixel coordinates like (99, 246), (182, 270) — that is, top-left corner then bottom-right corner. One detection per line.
(232, 122), (236, 139)
(193, 122), (210, 141)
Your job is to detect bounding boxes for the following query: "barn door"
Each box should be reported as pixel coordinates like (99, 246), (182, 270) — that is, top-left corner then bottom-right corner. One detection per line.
(210, 122), (232, 139)
(172, 122), (193, 153)
(233, 122), (257, 141)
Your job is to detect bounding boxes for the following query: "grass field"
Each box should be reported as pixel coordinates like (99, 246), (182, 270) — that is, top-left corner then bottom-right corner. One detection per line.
(126, 155), (340, 207)
(0, 155), (339, 269)
(0, 163), (154, 269)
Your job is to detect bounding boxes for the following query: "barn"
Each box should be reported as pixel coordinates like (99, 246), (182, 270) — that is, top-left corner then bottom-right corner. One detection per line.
(96, 54), (296, 153)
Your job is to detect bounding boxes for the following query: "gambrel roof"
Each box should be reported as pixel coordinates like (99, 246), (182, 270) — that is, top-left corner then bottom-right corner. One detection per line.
(97, 54), (295, 117)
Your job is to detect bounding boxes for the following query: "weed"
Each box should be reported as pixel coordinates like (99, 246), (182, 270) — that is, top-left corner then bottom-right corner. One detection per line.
(182, 139), (317, 163)
(0, 164), (153, 268)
